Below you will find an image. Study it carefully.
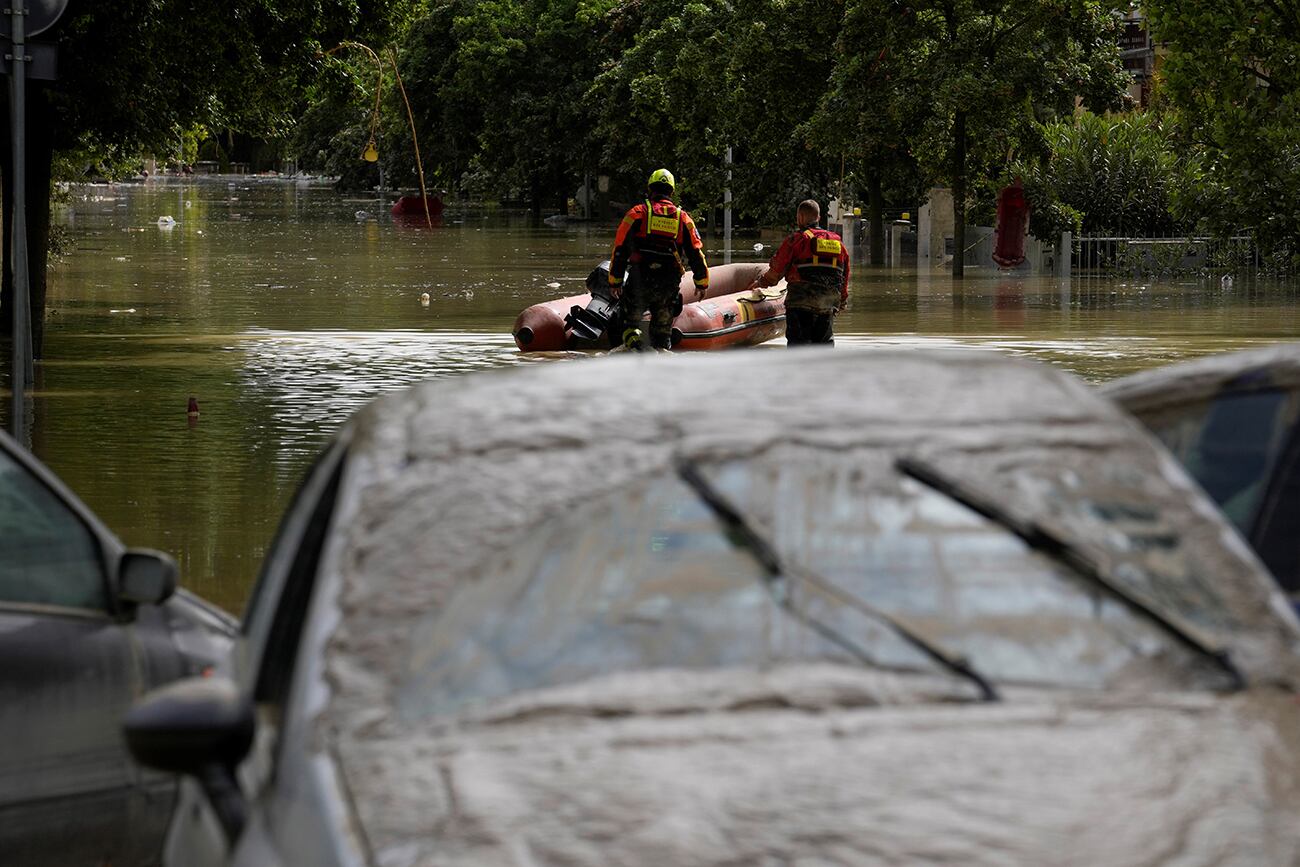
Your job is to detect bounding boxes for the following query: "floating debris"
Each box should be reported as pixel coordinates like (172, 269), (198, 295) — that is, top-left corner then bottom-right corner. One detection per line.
(546, 281), (561, 289)
(109, 308), (137, 314)
(753, 243), (765, 253)
(420, 292), (431, 306)
(157, 215), (176, 226)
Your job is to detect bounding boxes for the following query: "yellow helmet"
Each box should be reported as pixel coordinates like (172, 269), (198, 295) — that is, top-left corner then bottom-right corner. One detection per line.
(647, 168), (675, 191)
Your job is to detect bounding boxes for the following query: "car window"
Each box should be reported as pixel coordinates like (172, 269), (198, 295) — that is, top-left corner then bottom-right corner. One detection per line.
(1251, 427), (1300, 596)
(0, 448), (108, 611)
(1144, 389), (1300, 532)
(397, 458), (1230, 721)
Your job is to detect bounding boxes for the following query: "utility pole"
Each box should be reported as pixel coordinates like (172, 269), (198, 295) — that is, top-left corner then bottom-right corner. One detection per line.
(8, 3), (32, 439)
(724, 146), (732, 265)
(4, 0), (67, 443)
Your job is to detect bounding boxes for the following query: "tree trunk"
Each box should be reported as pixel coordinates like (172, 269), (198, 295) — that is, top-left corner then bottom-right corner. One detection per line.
(556, 169), (569, 216)
(0, 89), (54, 358)
(867, 167), (884, 265)
(528, 173), (542, 224)
(952, 109), (967, 280)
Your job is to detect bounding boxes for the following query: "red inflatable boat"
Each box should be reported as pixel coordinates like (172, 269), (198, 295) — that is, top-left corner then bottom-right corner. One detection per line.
(513, 262), (786, 352)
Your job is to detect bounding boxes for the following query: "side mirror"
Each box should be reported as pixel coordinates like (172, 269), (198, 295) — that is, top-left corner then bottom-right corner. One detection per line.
(124, 676), (254, 773)
(123, 677), (254, 840)
(119, 548), (177, 605)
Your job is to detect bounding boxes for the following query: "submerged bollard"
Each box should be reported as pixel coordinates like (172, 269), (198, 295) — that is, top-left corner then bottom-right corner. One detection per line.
(187, 397), (200, 418)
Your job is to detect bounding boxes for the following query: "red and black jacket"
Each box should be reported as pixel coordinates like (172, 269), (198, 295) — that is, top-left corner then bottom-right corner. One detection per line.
(759, 226), (850, 306)
(608, 195), (709, 290)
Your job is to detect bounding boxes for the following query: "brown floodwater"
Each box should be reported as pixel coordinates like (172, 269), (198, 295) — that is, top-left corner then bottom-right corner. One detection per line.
(5, 177), (1298, 612)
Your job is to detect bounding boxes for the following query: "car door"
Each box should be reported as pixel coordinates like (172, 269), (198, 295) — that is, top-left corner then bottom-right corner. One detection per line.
(161, 440), (349, 867)
(0, 442), (153, 865)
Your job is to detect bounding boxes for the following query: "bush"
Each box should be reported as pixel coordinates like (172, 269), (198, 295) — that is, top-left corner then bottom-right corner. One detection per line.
(1013, 111), (1202, 238)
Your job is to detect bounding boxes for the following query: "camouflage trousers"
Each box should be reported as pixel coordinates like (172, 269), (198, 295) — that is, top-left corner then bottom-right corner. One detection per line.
(620, 269), (681, 350)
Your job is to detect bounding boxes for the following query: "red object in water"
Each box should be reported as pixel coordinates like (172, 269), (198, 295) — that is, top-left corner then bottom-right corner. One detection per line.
(187, 396), (200, 417)
(992, 180), (1030, 268)
(391, 195), (444, 218)
(511, 263), (787, 352)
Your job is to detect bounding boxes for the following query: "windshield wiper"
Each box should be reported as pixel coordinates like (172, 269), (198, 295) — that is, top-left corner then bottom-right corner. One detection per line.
(676, 458), (999, 701)
(896, 455), (1246, 691)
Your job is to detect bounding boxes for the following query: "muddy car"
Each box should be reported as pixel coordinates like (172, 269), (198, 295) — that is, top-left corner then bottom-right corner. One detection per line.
(1101, 342), (1300, 604)
(0, 430), (237, 866)
(125, 350), (1300, 867)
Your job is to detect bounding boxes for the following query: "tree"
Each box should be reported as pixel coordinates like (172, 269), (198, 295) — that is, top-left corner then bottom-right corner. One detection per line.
(820, 1), (931, 264)
(588, 0), (850, 221)
(1, 0), (413, 358)
(587, 0), (736, 210)
(1014, 110), (1206, 238)
(386, 2), (486, 196)
(718, 0), (850, 224)
(383, 0), (617, 214)
(838, 0), (1129, 276)
(1145, 0), (1300, 269)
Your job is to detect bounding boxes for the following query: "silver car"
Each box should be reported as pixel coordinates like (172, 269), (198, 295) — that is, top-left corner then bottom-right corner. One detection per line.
(127, 349), (1300, 866)
(1102, 342), (1300, 604)
(1, 429), (237, 865)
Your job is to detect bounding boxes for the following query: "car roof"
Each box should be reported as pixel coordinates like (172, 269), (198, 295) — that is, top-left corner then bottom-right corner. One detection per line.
(304, 348), (1300, 861)
(1101, 342), (1300, 413)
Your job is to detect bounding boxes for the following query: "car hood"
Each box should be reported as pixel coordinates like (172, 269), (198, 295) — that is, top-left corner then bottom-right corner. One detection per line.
(327, 665), (1300, 867)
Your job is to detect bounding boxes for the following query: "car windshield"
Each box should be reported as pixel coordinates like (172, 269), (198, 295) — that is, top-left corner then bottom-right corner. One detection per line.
(396, 449), (1234, 720)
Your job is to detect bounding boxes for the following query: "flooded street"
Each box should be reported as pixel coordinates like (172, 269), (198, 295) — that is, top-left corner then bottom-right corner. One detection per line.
(8, 177), (1299, 611)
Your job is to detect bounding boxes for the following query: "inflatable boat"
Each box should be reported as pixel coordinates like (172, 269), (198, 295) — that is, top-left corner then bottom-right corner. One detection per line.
(513, 262), (786, 352)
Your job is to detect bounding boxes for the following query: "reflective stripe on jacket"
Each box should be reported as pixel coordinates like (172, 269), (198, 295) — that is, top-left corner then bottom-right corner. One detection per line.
(793, 228), (847, 288)
(760, 225), (850, 310)
(609, 195), (709, 289)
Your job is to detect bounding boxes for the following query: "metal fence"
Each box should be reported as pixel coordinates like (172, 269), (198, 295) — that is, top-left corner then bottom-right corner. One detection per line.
(1071, 233), (1259, 278)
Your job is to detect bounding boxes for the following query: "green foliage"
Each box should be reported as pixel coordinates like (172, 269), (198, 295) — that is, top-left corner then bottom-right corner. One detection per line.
(583, 0), (850, 216)
(587, 0), (736, 208)
(1146, 0), (1300, 268)
(847, 0), (1130, 189)
(291, 55), (384, 186)
(43, 1), (421, 164)
(1015, 111), (1205, 238)
(296, 0), (1132, 230)
(364, 0), (619, 207)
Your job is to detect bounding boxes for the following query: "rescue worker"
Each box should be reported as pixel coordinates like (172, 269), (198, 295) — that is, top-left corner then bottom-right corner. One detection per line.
(608, 168), (710, 350)
(751, 199), (849, 346)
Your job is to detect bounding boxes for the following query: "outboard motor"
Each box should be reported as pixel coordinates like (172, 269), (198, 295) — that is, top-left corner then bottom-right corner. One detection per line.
(565, 261), (624, 345)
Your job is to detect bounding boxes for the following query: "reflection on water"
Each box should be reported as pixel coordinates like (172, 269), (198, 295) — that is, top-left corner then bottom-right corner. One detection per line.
(4, 177), (1298, 611)
(239, 329), (538, 468)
